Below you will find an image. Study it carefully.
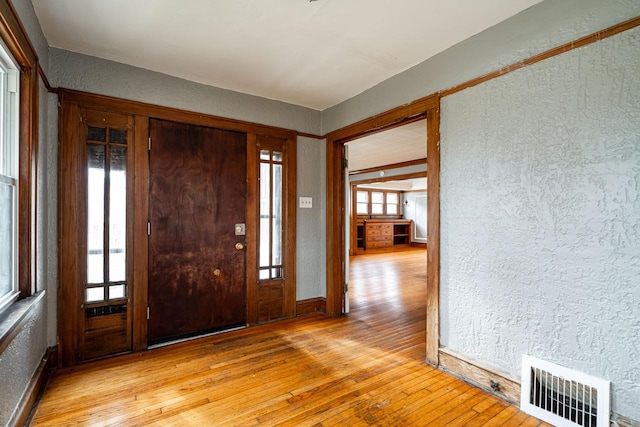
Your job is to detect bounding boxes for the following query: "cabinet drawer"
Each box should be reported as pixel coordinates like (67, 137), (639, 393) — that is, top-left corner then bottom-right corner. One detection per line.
(366, 228), (392, 236)
(367, 241), (392, 248)
(367, 235), (391, 242)
(368, 224), (392, 230)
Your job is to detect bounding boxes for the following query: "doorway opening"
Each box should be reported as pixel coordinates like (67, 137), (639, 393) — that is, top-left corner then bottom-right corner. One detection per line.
(344, 120), (427, 317)
(325, 94), (440, 364)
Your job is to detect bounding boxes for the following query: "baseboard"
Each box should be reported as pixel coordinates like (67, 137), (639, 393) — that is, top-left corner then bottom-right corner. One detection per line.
(410, 242), (427, 248)
(612, 412), (640, 427)
(296, 297), (326, 316)
(9, 346), (57, 427)
(438, 347), (521, 405)
(439, 347), (639, 426)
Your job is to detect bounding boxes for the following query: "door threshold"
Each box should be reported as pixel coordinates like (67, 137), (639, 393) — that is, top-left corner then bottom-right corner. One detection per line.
(148, 325), (247, 350)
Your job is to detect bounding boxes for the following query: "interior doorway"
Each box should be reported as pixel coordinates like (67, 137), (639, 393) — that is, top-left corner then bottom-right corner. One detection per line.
(344, 119), (427, 316)
(325, 94), (440, 364)
(148, 119), (247, 345)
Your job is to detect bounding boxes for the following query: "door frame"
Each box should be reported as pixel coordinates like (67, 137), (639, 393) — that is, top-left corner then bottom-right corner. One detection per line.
(325, 93), (441, 365)
(58, 89), (297, 364)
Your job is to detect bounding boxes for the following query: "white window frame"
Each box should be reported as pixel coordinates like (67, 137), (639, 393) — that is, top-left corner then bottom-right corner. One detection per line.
(0, 40), (19, 313)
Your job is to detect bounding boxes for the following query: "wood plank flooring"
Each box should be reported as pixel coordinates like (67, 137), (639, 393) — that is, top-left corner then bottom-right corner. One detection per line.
(31, 248), (547, 426)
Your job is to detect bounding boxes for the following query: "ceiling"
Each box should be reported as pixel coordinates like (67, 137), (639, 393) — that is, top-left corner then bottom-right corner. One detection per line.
(357, 178), (427, 192)
(32, 0), (541, 110)
(347, 119), (426, 172)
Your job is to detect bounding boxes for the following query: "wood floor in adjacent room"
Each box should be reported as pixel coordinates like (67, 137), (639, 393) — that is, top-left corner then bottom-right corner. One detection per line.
(31, 248), (547, 426)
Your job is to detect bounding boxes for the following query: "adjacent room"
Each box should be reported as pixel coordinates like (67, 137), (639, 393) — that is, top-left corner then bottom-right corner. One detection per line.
(0, 0), (638, 425)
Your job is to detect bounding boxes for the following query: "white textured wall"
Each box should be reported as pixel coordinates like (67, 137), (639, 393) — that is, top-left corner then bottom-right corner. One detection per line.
(440, 26), (640, 419)
(296, 137), (327, 300)
(0, 1), (55, 424)
(0, 296), (47, 424)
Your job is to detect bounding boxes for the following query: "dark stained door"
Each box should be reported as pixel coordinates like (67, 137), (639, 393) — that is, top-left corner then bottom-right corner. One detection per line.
(148, 119), (247, 344)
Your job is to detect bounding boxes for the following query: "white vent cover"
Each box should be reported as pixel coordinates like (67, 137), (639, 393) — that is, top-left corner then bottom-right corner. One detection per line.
(521, 355), (610, 427)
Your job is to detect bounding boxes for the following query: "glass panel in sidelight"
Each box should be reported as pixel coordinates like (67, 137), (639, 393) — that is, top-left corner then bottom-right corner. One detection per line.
(87, 145), (105, 284)
(259, 162), (271, 268)
(86, 287), (105, 303)
(272, 164), (283, 267)
(87, 126), (106, 142)
(109, 129), (127, 144)
(109, 284), (126, 300)
(109, 147), (127, 282)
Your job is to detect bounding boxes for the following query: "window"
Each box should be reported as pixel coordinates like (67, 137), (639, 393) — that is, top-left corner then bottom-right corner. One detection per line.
(0, 42), (19, 312)
(354, 188), (402, 217)
(85, 126), (128, 304)
(259, 148), (283, 280)
(386, 192), (399, 215)
(356, 190), (369, 215)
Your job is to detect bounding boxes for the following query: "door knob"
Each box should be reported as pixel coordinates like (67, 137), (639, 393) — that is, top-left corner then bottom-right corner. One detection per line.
(235, 242), (244, 251)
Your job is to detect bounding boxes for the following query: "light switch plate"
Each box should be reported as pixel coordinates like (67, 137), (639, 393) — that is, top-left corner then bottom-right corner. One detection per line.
(299, 197), (313, 209)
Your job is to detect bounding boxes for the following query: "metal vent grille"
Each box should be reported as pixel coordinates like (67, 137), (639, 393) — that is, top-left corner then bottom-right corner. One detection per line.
(521, 355), (610, 427)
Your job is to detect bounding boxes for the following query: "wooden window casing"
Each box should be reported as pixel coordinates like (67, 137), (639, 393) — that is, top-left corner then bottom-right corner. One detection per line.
(354, 188), (402, 219)
(0, 0), (39, 301)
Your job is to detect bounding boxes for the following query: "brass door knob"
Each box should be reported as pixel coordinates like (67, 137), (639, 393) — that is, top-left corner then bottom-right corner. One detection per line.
(235, 242), (244, 251)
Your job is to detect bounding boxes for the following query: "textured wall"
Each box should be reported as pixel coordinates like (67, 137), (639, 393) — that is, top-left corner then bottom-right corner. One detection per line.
(0, 1), (55, 424)
(296, 137), (327, 300)
(44, 91), (59, 345)
(49, 48), (322, 136)
(11, 0), (49, 70)
(0, 295), (47, 424)
(440, 26), (640, 419)
(322, 0), (640, 134)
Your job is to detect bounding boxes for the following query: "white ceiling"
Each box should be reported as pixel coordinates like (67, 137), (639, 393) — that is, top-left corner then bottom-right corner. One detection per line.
(32, 0), (541, 110)
(347, 119), (426, 171)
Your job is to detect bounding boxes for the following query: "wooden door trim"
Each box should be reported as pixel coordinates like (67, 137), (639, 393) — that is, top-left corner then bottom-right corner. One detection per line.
(132, 115), (149, 351)
(247, 134), (297, 324)
(58, 89), (296, 140)
(325, 93), (441, 364)
(59, 89), (297, 359)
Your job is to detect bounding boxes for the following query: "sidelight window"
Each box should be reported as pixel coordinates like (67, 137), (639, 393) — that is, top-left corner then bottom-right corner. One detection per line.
(86, 126), (128, 303)
(258, 148), (283, 280)
(0, 42), (18, 312)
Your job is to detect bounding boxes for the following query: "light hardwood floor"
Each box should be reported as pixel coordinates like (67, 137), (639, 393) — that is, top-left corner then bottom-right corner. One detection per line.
(31, 248), (547, 426)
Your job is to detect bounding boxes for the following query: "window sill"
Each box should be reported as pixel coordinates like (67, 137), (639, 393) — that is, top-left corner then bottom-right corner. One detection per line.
(0, 290), (46, 355)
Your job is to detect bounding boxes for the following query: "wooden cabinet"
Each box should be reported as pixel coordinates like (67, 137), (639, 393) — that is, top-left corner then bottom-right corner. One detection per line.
(361, 219), (412, 251)
(366, 222), (394, 248)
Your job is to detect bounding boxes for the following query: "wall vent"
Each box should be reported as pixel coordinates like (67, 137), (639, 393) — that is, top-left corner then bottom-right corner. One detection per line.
(521, 355), (610, 427)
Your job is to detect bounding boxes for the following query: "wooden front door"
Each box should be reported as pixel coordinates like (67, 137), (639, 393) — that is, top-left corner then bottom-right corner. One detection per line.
(148, 119), (247, 344)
